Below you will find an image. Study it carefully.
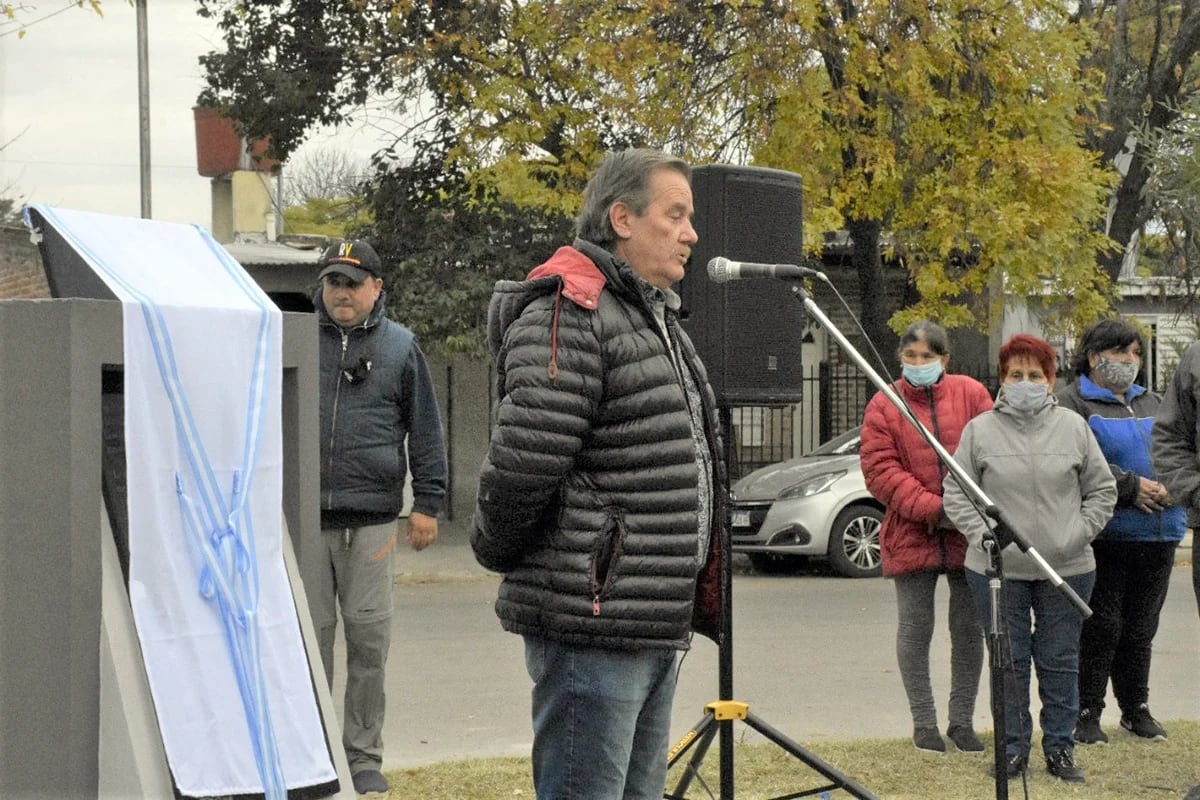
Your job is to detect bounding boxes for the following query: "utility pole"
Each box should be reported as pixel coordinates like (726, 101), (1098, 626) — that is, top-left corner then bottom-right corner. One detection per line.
(136, 0), (151, 218)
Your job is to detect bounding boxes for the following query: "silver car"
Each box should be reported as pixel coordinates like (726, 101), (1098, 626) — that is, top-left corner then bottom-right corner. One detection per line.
(729, 426), (883, 578)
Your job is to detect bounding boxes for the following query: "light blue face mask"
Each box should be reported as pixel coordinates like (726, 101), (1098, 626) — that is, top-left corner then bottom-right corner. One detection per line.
(1003, 380), (1049, 413)
(902, 360), (944, 387)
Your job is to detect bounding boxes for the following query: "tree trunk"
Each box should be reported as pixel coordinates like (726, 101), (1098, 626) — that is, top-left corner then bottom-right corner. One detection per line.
(1100, 150), (1149, 282)
(1096, 2), (1200, 282)
(846, 218), (895, 361)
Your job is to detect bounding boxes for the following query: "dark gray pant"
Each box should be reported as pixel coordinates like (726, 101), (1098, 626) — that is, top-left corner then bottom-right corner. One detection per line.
(894, 570), (984, 728)
(1078, 540), (1176, 715)
(312, 521), (397, 774)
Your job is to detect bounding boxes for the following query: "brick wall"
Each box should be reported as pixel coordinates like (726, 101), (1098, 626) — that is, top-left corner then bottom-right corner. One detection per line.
(0, 225), (49, 299)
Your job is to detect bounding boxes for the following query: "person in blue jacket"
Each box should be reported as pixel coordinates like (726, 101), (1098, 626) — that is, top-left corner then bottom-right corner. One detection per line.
(1056, 318), (1185, 746)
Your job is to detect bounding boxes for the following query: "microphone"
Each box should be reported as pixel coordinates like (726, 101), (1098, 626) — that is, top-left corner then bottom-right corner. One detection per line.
(706, 256), (823, 283)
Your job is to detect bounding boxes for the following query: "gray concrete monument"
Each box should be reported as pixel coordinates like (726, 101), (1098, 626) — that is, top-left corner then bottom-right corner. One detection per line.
(0, 299), (352, 799)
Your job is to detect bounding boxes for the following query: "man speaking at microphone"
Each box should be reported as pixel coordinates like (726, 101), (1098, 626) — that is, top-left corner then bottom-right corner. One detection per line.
(470, 148), (726, 800)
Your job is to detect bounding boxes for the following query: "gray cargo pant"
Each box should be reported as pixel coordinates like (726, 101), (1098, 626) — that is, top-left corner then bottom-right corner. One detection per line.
(312, 521), (396, 774)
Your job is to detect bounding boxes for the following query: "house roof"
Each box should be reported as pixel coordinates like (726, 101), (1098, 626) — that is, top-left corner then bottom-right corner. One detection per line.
(223, 238), (323, 267)
(1114, 275), (1196, 298)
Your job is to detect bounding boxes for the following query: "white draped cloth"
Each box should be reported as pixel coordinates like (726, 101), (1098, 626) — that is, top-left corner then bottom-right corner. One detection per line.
(31, 206), (335, 797)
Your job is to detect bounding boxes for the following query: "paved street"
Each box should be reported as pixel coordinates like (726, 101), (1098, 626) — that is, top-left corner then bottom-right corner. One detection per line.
(326, 545), (1200, 771)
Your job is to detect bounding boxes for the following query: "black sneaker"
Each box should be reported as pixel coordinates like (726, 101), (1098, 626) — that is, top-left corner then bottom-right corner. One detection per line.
(913, 725), (946, 752)
(351, 768), (389, 796)
(1074, 707), (1109, 745)
(1184, 785), (1200, 800)
(1046, 749), (1085, 783)
(988, 752), (1028, 779)
(946, 724), (985, 752)
(1120, 703), (1167, 741)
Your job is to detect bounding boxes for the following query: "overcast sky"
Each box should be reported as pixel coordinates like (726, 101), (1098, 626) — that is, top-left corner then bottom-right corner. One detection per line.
(0, 1), (386, 230)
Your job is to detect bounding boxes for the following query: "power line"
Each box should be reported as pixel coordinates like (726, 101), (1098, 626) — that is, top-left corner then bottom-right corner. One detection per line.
(0, 157), (201, 171)
(0, 1), (95, 40)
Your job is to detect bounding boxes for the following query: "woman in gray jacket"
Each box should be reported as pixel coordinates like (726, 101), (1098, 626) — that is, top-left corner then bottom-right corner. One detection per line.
(943, 334), (1116, 785)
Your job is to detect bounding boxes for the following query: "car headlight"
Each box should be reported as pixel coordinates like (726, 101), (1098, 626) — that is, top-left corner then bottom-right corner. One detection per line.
(776, 470), (845, 501)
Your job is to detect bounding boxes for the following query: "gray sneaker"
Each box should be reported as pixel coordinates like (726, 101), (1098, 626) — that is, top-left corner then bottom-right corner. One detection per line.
(946, 724), (984, 752)
(913, 725), (946, 752)
(352, 768), (389, 796)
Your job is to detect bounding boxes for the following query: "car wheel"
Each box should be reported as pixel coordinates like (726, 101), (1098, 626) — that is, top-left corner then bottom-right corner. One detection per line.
(826, 505), (883, 578)
(747, 552), (809, 575)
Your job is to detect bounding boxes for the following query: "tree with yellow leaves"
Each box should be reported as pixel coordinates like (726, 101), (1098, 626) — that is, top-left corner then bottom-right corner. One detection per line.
(759, 0), (1117, 346)
(199, 0), (1121, 352)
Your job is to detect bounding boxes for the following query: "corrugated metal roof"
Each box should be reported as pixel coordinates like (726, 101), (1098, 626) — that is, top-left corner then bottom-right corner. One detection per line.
(223, 240), (323, 266)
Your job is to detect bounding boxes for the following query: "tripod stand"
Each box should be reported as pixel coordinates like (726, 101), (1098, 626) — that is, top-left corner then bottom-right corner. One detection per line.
(663, 409), (879, 799)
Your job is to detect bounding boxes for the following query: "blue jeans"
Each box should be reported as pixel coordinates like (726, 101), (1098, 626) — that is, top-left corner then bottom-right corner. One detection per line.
(966, 569), (1095, 759)
(523, 636), (677, 800)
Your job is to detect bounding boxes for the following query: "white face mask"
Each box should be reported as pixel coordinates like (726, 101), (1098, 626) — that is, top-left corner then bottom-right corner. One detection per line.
(1003, 380), (1048, 413)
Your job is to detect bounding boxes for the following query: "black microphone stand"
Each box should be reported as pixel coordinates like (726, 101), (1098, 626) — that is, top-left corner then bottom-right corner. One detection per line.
(777, 278), (1092, 800)
(981, 536), (1012, 800)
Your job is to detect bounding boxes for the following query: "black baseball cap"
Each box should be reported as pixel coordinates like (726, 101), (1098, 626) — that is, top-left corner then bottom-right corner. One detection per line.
(318, 240), (382, 283)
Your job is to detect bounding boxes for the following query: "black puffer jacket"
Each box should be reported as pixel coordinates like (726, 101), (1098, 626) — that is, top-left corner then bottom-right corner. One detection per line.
(471, 240), (725, 650)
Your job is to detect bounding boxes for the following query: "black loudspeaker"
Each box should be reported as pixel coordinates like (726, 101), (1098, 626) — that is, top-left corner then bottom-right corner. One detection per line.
(678, 164), (805, 405)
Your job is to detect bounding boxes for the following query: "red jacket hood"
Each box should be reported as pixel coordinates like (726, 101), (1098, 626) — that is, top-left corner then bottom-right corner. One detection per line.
(526, 246), (608, 310)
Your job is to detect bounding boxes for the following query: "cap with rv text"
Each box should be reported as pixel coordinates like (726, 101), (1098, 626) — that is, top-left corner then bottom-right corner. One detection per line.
(318, 240), (382, 283)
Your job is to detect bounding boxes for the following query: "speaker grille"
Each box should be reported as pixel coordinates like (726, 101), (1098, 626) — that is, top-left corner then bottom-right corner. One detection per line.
(679, 165), (805, 405)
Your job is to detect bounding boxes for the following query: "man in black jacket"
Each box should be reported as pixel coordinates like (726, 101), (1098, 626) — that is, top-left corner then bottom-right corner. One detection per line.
(313, 239), (447, 797)
(1151, 338), (1200, 800)
(471, 149), (724, 800)
(1151, 339), (1200, 615)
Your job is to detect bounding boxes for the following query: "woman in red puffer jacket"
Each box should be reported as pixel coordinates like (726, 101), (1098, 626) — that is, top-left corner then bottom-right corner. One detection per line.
(860, 320), (993, 755)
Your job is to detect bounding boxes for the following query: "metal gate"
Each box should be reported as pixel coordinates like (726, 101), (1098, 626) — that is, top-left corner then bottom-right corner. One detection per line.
(728, 364), (1000, 479)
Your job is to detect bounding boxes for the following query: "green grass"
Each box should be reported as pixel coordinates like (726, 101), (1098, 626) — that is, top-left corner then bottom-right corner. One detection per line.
(380, 721), (1200, 799)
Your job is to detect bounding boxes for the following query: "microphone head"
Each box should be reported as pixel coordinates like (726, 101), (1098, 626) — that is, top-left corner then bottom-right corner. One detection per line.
(706, 256), (733, 283)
